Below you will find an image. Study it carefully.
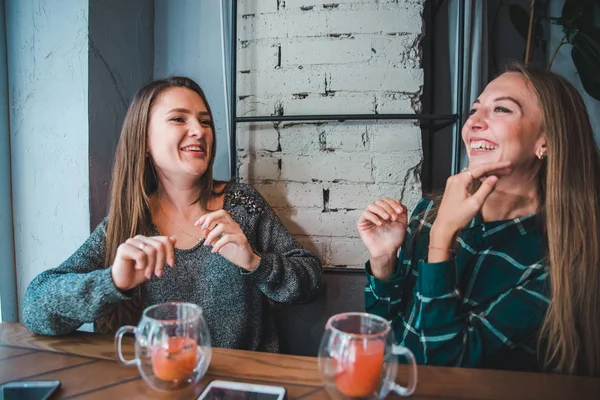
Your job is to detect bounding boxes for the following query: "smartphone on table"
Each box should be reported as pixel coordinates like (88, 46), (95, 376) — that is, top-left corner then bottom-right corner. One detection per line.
(0, 380), (61, 400)
(198, 380), (286, 400)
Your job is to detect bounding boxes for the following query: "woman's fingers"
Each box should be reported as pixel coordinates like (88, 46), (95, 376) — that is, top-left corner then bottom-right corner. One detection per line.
(145, 237), (172, 278)
(124, 235), (179, 279)
(134, 236), (158, 278)
(116, 242), (146, 267)
(367, 203), (393, 221)
(466, 161), (512, 180)
(194, 210), (232, 230)
(152, 236), (176, 267)
(379, 198), (405, 214)
(357, 210), (384, 228)
(211, 233), (240, 254)
(204, 224), (227, 247)
(469, 175), (499, 209)
(374, 199), (402, 220)
(358, 199), (406, 230)
(125, 238), (151, 271)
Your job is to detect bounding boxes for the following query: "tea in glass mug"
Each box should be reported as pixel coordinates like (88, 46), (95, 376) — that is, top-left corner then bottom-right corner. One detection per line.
(318, 312), (417, 399)
(114, 302), (212, 391)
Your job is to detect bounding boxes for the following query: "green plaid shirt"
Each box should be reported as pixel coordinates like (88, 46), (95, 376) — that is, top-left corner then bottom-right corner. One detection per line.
(365, 198), (550, 371)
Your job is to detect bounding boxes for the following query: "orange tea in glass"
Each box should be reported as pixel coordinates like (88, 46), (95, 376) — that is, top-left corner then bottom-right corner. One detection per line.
(318, 312), (417, 399)
(115, 302), (212, 391)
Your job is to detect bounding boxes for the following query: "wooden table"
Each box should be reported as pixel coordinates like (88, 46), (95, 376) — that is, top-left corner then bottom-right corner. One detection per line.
(0, 323), (598, 399)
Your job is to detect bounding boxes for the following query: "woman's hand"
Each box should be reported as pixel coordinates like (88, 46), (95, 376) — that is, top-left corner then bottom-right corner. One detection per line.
(430, 161), (512, 256)
(357, 199), (407, 280)
(111, 235), (177, 292)
(195, 210), (260, 272)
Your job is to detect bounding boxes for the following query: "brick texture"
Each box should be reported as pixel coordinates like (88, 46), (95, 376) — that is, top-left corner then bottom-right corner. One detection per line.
(236, 0), (424, 268)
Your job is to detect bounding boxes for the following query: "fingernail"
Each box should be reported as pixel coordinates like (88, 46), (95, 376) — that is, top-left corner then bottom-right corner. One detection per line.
(396, 208), (402, 213)
(156, 270), (162, 278)
(202, 222), (208, 229)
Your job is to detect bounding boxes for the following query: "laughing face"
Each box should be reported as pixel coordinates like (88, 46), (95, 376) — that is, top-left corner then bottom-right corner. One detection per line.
(147, 87), (213, 180)
(462, 72), (547, 173)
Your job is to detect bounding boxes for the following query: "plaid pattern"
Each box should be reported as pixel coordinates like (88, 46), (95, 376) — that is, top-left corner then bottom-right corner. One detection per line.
(365, 198), (550, 371)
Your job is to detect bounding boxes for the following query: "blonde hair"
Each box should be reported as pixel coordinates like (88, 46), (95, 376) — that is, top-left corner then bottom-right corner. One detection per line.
(96, 77), (226, 333)
(506, 64), (600, 376)
(421, 64), (600, 376)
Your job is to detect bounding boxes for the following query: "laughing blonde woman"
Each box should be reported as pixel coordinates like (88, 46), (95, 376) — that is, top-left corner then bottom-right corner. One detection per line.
(358, 64), (600, 376)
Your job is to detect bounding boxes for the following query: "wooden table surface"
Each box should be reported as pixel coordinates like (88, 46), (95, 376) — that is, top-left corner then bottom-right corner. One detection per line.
(0, 323), (598, 399)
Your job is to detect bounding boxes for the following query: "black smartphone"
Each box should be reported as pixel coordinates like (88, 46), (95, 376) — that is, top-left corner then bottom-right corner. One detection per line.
(0, 380), (61, 400)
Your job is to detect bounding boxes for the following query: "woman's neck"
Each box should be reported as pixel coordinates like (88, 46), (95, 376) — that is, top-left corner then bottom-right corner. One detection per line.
(153, 175), (203, 221)
(480, 173), (540, 222)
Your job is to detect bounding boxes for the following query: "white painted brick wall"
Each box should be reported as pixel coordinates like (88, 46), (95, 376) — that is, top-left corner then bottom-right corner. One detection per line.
(277, 123), (368, 154)
(329, 238), (371, 267)
(237, 0), (425, 269)
(276, 208), (362, 237)
(282, 39), (372, 65)
(285, 93), (377, 115)
(374, 153), (422, 184)
(254, 181), (324, 208)
(370, 122), (421, 153)
(280, 153), (372, 182)
(237, 123), (279, 152)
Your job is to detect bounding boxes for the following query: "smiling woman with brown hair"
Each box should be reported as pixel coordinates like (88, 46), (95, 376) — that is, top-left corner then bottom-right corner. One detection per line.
(22, 77), (323, 352)
(358, 63), (600, 376)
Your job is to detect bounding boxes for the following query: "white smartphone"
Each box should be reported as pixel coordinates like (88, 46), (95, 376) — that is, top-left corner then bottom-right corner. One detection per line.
(198, 380), (286, 400)
(0, 380), (61, 400)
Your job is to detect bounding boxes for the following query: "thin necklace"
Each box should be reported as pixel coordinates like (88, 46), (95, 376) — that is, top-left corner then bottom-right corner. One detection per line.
(156, 199), (204, 243)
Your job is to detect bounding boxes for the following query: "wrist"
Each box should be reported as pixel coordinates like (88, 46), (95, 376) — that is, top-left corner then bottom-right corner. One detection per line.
(110, 267), (128, 292)
(429, 224), (458, 248)
(243, 253), (261, 272)
(369, 253), (397, 281)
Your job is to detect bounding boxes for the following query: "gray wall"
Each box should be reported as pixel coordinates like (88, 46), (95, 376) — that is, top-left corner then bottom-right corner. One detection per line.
(6, 0), (91, 310)
(154, 0), (231, 180)
(0, 0), (17, 322)
(88, 0), (154, 228)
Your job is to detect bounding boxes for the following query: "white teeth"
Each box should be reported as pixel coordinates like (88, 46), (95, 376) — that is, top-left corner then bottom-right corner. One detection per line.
(470, 141), (498, 151)
(182, 146), (202, 151)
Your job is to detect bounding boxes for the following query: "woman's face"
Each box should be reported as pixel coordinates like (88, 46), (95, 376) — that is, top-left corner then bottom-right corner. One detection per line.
(147, 87), (213, 181)
(462, 72), (546, 172)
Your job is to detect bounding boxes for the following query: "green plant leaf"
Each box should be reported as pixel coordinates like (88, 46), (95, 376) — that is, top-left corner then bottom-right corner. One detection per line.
(561, 0), (583, 24)
(509, 4), (530, 41)
(571, 32), (600, 100)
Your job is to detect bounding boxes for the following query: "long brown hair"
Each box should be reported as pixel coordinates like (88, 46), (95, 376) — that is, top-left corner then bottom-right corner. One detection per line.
(96, 77), (226, 333)
(507, 64), (600, 377)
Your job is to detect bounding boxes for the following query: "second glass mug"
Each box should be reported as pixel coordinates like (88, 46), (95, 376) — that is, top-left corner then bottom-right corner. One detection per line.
(114, 302), (212, 391)
(318, 312), (418, 399)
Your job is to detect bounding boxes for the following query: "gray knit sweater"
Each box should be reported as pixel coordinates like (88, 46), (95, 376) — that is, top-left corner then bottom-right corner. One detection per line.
(22, 183), (323, 352)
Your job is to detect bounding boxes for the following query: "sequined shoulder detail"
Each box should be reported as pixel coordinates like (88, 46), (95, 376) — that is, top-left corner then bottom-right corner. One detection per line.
(228, 185), (264, 214)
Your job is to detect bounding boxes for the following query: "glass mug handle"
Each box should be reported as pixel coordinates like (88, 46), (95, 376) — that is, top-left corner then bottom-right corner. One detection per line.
(391, 344), (418, 396)
(114, 325), (138, 367)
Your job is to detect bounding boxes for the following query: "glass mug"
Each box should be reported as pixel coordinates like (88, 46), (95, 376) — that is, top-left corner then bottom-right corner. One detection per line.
(114, 302), (212, 391)
(318, 312), (417, 399)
